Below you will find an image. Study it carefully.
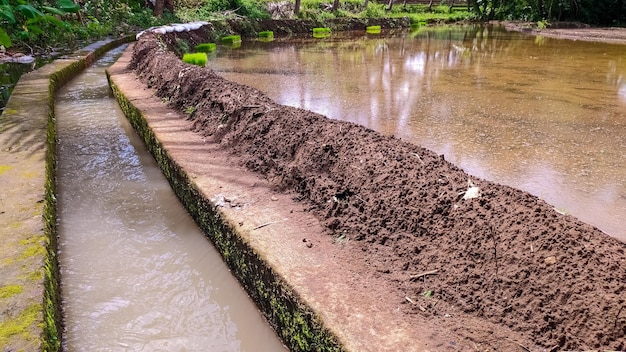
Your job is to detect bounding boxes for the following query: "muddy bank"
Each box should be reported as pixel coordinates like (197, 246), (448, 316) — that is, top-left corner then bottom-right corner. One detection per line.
(499, 21), (626, 44)
(129, 22), (626, 351)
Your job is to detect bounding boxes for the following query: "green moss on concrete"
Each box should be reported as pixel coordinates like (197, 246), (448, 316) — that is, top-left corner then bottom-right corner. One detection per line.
(0, 165), (13, 175)
(108, 75), (344, 352)
(0, 303), (40, 347)
(20, 244), (46, 260)
(0, 285), (24, 299)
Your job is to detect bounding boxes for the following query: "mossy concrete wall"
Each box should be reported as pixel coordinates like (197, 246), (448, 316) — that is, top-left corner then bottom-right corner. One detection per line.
(0, 35), (133, 351)
(108, 54), (344, 352)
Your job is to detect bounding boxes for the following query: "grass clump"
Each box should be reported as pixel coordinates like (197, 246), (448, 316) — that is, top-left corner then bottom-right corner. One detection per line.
(221, 35), (242, 44)
(259, 30), (274, 42)
(183, 52), (208, 67)
(195, 43), (217, 52)
(366, 25), (381, 34)
(312, 27), (331, 38)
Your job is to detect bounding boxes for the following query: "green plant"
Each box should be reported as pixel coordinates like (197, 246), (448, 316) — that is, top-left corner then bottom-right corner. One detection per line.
(312, 27), (331, 39)
(184, 105), (197, 116)
(366, 25), (381, 34)
(175, 38), (190, 55)
(195, 42), (216, 52)
(536, 19), (550, 30)
(0, 0), (80, 48)
(312, 27), (330, 34)
(258, 30), (274, 42)
(182, 52), (207, 67)
(221, 34), (241, 43)
(358, 2), (384, 18)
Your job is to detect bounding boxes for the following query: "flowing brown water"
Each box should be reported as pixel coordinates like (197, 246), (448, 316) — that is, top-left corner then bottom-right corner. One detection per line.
(211, 25), (626, 242)
(55, 46), (286, 351)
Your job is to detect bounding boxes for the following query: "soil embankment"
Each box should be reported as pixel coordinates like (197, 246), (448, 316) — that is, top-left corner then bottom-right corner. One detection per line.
(501, 21), (626, 44)
(128, 23), (626, 351)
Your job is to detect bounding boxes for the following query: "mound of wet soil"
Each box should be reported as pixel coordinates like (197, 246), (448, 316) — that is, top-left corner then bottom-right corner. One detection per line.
(130, 29), (626, 351)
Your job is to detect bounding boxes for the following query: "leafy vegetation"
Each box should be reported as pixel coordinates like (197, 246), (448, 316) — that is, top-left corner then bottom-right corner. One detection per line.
(467, 0), (626, 25)
(0, 0), (80, 48)
(1, 0), (623, 54)
(1, 0), (179, 53)
(174, 0), (625, 26)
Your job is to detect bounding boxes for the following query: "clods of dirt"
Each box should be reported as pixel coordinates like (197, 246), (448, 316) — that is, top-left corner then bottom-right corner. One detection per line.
(129, 27), (626, 351)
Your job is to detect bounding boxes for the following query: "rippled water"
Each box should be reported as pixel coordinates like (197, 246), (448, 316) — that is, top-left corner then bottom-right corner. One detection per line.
(55, 46), (286, 351)
(210, 25), (626, 242)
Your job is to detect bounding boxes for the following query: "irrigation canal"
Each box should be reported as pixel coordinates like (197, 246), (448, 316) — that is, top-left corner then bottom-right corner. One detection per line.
(55, 45), (286, 351)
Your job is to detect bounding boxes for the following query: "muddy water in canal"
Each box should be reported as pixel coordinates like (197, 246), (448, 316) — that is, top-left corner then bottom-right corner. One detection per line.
(212, 25), (626, 242)
(55, 46), (286, 351)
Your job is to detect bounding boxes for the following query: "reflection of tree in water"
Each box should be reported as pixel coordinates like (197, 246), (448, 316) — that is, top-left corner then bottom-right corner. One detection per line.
(0, 62), (36, 113)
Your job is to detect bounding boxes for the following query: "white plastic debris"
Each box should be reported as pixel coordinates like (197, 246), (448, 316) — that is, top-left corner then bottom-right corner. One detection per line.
(462, 179), (480, 200)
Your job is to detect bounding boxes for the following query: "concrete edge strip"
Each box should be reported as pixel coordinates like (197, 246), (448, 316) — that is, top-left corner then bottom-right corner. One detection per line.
(107, 54), (345, 352)
(2, 35), (134, 351)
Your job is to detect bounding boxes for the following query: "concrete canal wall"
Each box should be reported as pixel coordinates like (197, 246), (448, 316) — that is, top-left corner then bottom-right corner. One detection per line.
(107, 19), (434, 352)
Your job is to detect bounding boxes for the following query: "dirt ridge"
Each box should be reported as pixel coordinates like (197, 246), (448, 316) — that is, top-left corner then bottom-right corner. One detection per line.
(130, 29), (626, 351)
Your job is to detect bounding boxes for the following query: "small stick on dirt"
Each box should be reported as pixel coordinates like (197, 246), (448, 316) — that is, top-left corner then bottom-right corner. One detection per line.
(252, 222), (275, 230)
(410, 269), (438, 280)
(412, 153), (425, 165)
(490, 225), (502, 292)
(615, 304), (625, 330)
(405, 296), (416, 305)
(504, 338), (531, 352)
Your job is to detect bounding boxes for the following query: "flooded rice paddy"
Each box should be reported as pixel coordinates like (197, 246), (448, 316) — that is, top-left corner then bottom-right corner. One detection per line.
(55, 46), (286, 351)
(210, 25), (626, 242)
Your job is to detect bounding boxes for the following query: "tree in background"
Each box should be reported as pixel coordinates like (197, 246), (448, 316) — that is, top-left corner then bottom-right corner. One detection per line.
(466, 0), (626, 24)
(150, 0), (174, 16)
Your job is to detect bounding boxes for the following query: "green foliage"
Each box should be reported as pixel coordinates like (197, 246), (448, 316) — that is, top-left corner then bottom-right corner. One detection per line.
(388, 7), (472, 24)
(360, 2), (385, 18)
(176, 0), (269, 21)
(183, 52), (208, 66)
(466, 0), (626, 25)
(0, 28), (11, 47)
(0, 0), (179, 51)
(236, 0), (269, 18)
(172, 38), (190, 56)
(536, 19), (549, 30)
(258, 30), (273, 38)
(0, 0), (79, 47)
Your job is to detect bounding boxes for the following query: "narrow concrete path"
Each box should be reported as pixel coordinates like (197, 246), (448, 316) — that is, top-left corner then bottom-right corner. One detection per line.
(0, 59), (62, 351)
